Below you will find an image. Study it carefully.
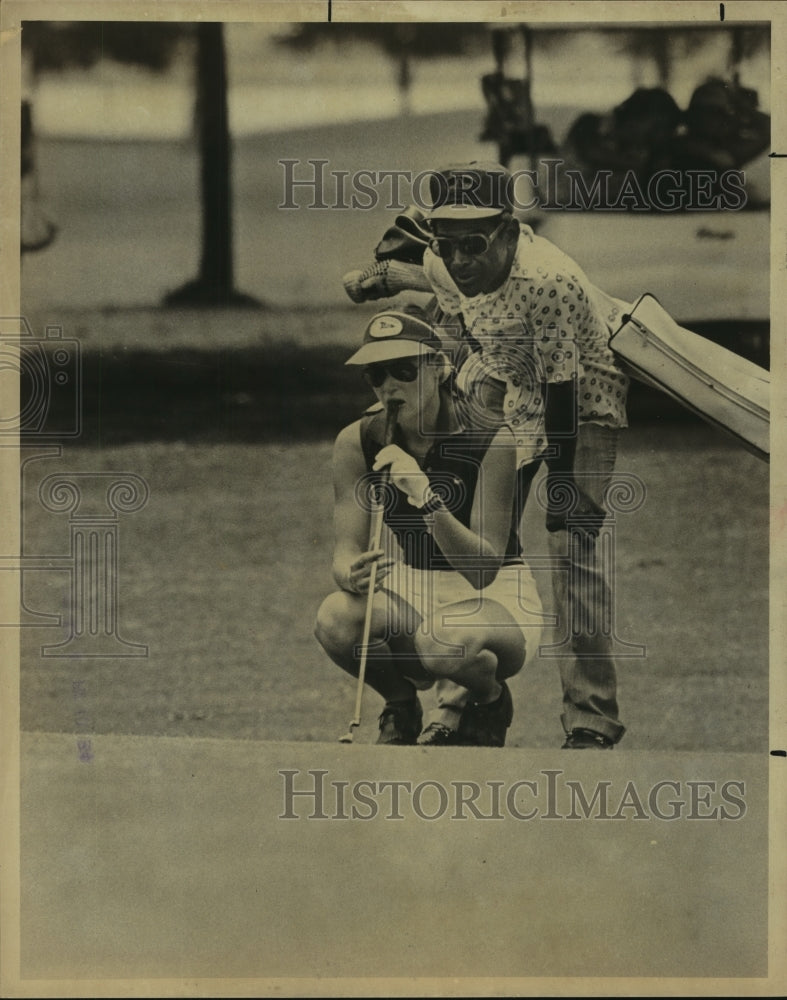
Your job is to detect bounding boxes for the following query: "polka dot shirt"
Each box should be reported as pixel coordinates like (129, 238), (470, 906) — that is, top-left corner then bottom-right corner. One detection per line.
(425, 227), (631, 463)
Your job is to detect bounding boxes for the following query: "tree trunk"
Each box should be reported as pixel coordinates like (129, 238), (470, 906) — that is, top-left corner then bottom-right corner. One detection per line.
(396, 52), (412, 115)
(21, 99), (58, 254)
(520, 25), (537, 173)
(728, 27), (745, 86)
(165, 23), (259, 307)
(522, 25), (533, 84)
(652, 31), (672, 90)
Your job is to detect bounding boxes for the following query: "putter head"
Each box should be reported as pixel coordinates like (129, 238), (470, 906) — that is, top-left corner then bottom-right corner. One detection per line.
(338, 721), (359, 744)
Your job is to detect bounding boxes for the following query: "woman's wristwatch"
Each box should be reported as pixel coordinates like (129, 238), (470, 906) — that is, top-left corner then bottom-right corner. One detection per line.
(418, 487), (447, 516)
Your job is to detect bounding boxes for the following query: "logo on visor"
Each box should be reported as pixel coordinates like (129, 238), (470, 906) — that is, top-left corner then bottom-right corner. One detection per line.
(368, 316), (403, 338)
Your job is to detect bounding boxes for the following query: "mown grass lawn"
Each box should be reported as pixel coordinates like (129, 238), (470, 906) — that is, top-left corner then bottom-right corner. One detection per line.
(20, 417), (768, 751)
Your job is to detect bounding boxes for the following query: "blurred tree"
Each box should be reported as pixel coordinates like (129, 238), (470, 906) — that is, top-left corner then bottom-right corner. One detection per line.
(612, 24), (769, 93)
(275, 23), (486, 112)
(613, 26), (708, 90)
(20, 98), (58, 253)
(165, 23), (258, 307)
(726, 24), (770, 87)
(21, 21), (185, 257)
(22, 20), (186, 73)
(22, 21), (258, 307)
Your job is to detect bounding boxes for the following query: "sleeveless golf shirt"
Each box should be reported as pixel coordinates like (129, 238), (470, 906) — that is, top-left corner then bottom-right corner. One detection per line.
(359, 406), (522, 572)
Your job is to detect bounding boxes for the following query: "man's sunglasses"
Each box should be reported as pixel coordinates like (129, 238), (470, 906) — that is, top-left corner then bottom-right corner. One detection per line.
(428, 217), (508, 259)
(362, 359), (420, 387)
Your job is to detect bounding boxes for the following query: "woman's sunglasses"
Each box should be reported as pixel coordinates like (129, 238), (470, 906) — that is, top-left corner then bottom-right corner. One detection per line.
(428, 217), (508, 259)
(362, 359), (420, 387)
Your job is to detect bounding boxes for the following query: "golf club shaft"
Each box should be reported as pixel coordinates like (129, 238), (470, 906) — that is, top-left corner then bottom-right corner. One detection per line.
(350, 507), (384, 725)
(346, 399), (402, 733)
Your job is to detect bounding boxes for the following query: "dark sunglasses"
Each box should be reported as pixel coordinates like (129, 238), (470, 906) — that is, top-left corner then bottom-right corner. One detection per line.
(362, 359), (420, 387)
(428, 217), (508, 259)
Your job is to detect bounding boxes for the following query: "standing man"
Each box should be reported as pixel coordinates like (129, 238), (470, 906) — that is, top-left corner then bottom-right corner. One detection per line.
(419, 161), (630, 749)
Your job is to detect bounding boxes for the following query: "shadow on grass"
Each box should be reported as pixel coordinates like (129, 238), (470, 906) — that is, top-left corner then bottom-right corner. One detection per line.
(57, 342), (362, 445)
(47, 331), (767, 446)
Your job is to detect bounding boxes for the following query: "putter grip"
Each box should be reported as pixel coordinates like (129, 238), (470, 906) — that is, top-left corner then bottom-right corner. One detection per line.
(383, 399), (402, 449)
(370, 400), (400, 537)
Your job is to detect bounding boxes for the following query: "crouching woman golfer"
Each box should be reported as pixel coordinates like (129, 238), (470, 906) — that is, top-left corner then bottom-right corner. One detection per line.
(314, 306), (542, 746)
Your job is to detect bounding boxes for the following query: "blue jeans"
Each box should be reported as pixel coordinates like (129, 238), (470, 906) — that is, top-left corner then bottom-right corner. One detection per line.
(545, 423), (625, 742)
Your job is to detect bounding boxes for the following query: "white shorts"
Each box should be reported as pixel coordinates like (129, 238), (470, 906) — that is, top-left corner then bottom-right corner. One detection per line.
(381, 561), (544, 671)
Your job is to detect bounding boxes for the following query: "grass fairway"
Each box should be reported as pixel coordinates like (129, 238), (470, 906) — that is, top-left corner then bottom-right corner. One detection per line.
(18, 105), (770, 754)
(20, 416), (768, 752)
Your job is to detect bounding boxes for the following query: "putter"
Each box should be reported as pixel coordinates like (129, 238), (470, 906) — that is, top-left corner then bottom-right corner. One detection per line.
(339, 399), (402, 743)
